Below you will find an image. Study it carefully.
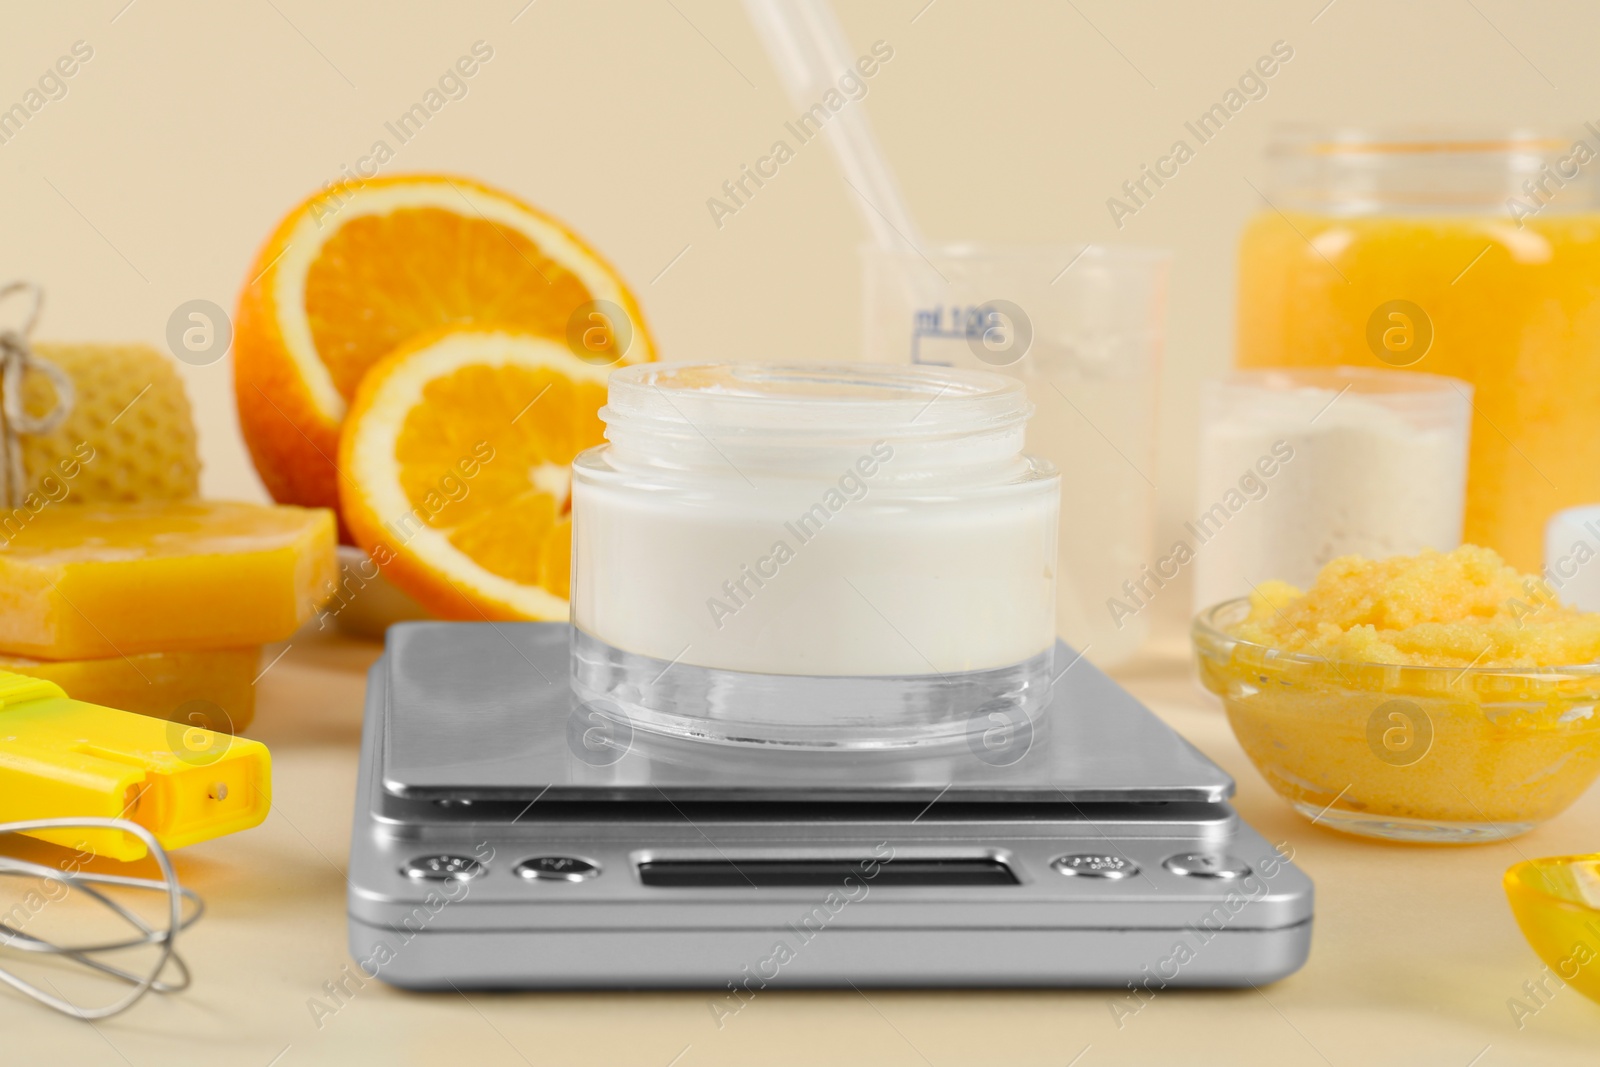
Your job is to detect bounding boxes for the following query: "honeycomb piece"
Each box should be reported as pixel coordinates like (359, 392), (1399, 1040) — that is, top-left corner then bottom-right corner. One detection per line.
(15, 342), (200, 503)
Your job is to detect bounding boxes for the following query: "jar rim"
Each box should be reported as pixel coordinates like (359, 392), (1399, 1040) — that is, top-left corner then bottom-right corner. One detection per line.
(604, 362), (1032, 440)
(1267, 124), (1578, 158)
(1261, 124), (1600, 214)
(1205, 366), (1472, 399)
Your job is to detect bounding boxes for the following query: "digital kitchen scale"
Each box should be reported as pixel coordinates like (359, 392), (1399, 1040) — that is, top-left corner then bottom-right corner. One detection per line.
(348, 622), (1313, 988)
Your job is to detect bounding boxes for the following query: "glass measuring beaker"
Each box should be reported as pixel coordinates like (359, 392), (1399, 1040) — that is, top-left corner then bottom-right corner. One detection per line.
(861, 243), (1170, 668)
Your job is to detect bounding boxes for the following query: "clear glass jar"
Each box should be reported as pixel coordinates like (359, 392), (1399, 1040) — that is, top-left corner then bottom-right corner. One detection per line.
(1191, 367), (1472, 612)
(1237, 126), (1600, 571)
(569, 363), (1060, 749)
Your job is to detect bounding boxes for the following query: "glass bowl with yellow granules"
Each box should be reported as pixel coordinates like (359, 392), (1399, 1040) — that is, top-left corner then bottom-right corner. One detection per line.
(1193, 546), (1600, 843)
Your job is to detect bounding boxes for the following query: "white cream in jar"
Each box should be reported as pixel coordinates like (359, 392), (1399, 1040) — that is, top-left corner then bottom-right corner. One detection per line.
(569, 363), (1060, 747)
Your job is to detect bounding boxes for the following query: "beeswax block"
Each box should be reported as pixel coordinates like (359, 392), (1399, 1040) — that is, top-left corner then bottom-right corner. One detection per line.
(0, 501), (335, 658)
(0, 646), (259, 732)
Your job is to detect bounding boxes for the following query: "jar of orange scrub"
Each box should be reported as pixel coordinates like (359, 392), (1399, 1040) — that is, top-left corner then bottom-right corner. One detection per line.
(1237, 128), (1600, 570)
(569, 363), (1060, 749)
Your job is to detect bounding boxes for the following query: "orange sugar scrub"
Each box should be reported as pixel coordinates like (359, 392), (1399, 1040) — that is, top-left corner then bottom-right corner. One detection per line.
(1232, 545), (1600, 668)
(1194, 546), (1600, 842)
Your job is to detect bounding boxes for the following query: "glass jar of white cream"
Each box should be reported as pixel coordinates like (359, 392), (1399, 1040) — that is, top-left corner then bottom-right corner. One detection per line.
(569, 363), (1060, 748)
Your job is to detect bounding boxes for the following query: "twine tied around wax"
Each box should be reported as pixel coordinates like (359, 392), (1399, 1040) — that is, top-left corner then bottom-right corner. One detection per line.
(0, 282), (75, 510)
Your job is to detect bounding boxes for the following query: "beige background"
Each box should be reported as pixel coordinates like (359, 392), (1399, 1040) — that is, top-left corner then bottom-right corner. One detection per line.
(4, 0), (1597, 531)
(4, 1), (1600, 1063)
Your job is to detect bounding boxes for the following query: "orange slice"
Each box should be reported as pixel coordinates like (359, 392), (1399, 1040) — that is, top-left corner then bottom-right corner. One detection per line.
(234, 174), (653, 527)
(338, 328), (611, 620)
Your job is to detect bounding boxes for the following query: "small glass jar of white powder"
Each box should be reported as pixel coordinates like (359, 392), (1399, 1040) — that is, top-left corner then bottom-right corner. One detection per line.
(1187, 367), (1472, 613)
(570, 363), (1060, 749)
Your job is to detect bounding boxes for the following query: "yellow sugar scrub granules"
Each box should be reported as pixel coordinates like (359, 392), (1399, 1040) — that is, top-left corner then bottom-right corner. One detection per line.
(1231, 545), (1600, 669)
(1195, 545), (1600, 837)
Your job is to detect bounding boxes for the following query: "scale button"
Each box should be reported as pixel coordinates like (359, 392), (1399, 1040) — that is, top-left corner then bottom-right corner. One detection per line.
(516, 856), (601, 882)
(1051, 853), (1139, 879)
(401, 854), (484, 882)
(1163, 852), (1252, 879)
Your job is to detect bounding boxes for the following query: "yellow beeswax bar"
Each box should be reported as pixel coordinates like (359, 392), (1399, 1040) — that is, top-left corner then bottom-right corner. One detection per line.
(0, 647), (260, 733)
(0, 671), (270, 861)
(0, 501), (336, 658)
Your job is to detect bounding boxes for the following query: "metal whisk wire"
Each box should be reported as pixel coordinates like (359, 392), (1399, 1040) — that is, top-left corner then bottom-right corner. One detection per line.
(0, 817), (203, 1019)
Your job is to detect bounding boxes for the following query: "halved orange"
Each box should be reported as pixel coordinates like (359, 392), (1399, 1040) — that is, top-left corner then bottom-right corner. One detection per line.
(234, 174), (653, 526)
(338, 328), (611, 620)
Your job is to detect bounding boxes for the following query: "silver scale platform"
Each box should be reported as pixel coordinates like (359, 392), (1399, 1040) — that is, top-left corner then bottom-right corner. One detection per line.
(348, 622), (1313, 988)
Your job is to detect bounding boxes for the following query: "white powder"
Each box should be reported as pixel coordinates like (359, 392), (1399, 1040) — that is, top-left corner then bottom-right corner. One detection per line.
(1191, 379), (1470, 610)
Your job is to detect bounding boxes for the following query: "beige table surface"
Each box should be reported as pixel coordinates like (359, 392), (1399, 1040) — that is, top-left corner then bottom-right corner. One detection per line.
(5, 626), (1599, 1067)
